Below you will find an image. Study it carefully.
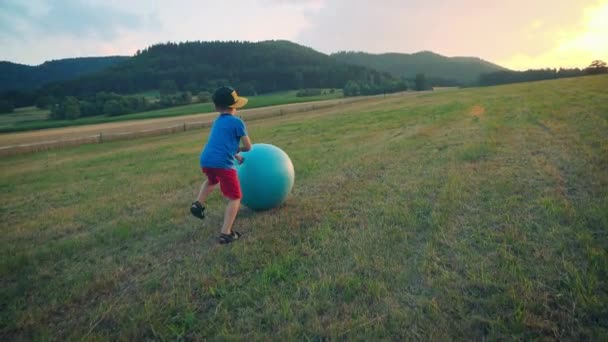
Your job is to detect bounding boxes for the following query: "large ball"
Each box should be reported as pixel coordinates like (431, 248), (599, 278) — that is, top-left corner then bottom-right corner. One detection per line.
(236, 144), (295, 211)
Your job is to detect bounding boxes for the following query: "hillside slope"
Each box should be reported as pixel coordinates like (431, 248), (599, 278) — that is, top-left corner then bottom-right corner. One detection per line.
(43, 40), (396, 97)
(0, 56), (129, 91)
(332, 50), (508, 85)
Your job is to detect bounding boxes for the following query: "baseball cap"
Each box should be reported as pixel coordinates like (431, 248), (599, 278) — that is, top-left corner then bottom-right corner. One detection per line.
(212, 86), (248, 108)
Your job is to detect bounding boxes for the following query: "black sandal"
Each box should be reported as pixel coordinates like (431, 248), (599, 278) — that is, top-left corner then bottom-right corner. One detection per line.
(219, 231), (241, 244)
(190, 201), (205, 219)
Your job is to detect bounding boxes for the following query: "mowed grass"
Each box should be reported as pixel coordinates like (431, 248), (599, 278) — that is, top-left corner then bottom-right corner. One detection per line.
(1, 89), (343, 133)
(1, 76), (607, 340)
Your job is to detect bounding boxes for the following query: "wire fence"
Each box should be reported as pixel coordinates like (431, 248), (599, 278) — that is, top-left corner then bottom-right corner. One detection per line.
(0, 96), (375, 157)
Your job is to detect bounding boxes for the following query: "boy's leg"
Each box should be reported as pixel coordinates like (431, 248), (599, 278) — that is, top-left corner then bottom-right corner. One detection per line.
(192, 169), (218, 220)
(221, 199), (241, 235)
(197, 179), (216, 204)
(216, 169), (242, 238)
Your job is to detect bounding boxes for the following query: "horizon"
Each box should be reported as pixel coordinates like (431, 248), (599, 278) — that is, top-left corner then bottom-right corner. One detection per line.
(0, 41), (597, 72)
(0, 42), (508, 69)
(1, 0), (607, 71)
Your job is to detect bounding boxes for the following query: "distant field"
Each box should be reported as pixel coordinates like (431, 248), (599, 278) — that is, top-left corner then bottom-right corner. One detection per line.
(1, 76), (606, 340)
(0, 89), (343, 133)
(0, 106), (50, 128)
(0, 90), (385, 150)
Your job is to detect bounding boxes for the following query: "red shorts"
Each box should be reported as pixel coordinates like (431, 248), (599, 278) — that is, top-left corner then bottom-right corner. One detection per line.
(202, 167), (242, 200)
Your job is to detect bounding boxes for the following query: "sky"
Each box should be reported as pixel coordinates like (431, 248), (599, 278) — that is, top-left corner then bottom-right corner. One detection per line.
(0, 0), (606, 70)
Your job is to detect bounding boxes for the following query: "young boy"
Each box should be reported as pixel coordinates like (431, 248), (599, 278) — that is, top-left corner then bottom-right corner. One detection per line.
(191, 86), (252, 244)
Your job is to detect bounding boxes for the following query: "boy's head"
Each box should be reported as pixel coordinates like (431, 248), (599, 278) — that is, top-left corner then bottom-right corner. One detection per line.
(212, 86), (248, 112)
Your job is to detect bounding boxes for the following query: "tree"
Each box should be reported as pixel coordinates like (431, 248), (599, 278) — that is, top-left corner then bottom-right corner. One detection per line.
(50, 97), (81, 120)
(585, 60), (608, 75)
(79, 100), (98, 117)
(197, 91), (211, 103)
(343, 80), (360, 96)
(50, 103), (65, 120)
(180, 91), (193, 104)
(184, 82), (199, 93)
(237, 83), (257, 96)
(35, 96), (56, 109)
(0, 90), (35, 108)
(478, 67), (586, 86)
(0, 100), (14, 114)
(63, 97), (81, 120)
(415, 74), (430, 91)
(159, 80), (178, 96)
(159, 95), (175, 107)
(103, 99), (124, 116)
(359, 82), (371, 95)
(294, 71), (304, 89)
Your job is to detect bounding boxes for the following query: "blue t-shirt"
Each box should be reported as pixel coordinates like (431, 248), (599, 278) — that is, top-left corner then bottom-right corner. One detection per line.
(200, 114), (247, 169)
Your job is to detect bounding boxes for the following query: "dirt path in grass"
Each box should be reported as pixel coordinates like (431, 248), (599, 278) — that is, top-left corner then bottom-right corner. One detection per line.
(0, 91), (436, 148)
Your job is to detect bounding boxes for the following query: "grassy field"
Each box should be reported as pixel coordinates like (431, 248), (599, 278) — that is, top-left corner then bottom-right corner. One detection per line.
(0, 106), (50, 129)
(0, 89), (343, 133)
(1, 76), (607, 340)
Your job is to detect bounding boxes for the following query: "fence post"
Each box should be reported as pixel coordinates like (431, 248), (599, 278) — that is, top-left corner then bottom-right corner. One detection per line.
(99, 132), (103, 143)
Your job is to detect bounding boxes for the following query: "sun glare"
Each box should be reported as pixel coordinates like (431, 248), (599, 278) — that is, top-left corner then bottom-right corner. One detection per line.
(501, 1), (608, 70)
(558, 2), (608, 55)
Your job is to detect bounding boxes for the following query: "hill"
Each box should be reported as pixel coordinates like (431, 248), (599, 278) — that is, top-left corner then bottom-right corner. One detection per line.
(0, 56), (129, 91)
(43, 41), (398, 97)
(332, 50), (508, 85)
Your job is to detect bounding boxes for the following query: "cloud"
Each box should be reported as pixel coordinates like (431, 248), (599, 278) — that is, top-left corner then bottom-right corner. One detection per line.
(0, 0), (317, 65)
(0, 0), (162, 64)
(0, 0), (149, 40)
(42, 2), (141, 39)
(297, 0), (595, 64)
(1, 0), (602, 68)
(0, 0), (30, 17)
(260, 0), (324, 7)
(0, 1), (34, 39)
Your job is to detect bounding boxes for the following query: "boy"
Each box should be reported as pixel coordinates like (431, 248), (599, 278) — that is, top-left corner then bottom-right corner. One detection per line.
(191, 86), (252, 244)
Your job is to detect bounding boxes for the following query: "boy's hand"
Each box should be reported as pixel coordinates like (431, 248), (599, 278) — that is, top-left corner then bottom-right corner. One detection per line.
(235, 154), (244, 165)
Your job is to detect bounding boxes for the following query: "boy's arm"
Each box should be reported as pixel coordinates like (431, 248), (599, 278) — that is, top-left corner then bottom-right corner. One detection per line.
(238, 136), (252, 152)
(235, 136), (251, 165)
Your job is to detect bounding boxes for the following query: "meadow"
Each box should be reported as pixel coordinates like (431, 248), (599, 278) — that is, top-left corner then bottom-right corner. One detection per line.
(0, 106), (51, 131)
(1, 76), (607, 340)
(0, 89), (343, 133)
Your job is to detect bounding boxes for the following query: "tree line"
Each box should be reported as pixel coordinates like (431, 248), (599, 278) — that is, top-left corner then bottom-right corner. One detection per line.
(3, 40), (604, 116)
(478, 60), (607, 86)
(47, 90), (209, 120)
(1, 40), (408, 115)
(41, 40), (398, 98)
(0, 57), (129, 91)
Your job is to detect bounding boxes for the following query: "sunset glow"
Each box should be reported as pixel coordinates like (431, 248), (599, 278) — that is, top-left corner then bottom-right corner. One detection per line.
(500, 1), (608, 70)
(1, 0), (606, 70)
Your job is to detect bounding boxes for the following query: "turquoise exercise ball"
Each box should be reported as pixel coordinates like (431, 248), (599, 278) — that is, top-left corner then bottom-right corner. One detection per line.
(236, 144), (295, 211)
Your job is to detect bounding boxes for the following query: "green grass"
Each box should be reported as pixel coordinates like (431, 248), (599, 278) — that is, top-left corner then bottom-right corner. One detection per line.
(0, 106), (50, 129)
(0, 89), (344, 133)
(1, 76), (607, 340)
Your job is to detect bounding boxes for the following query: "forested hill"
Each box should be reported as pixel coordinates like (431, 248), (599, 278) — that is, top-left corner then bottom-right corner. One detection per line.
(43, 40), (397, 97)
(332, 51), (508, 85)
(0, 56), (129, 91)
